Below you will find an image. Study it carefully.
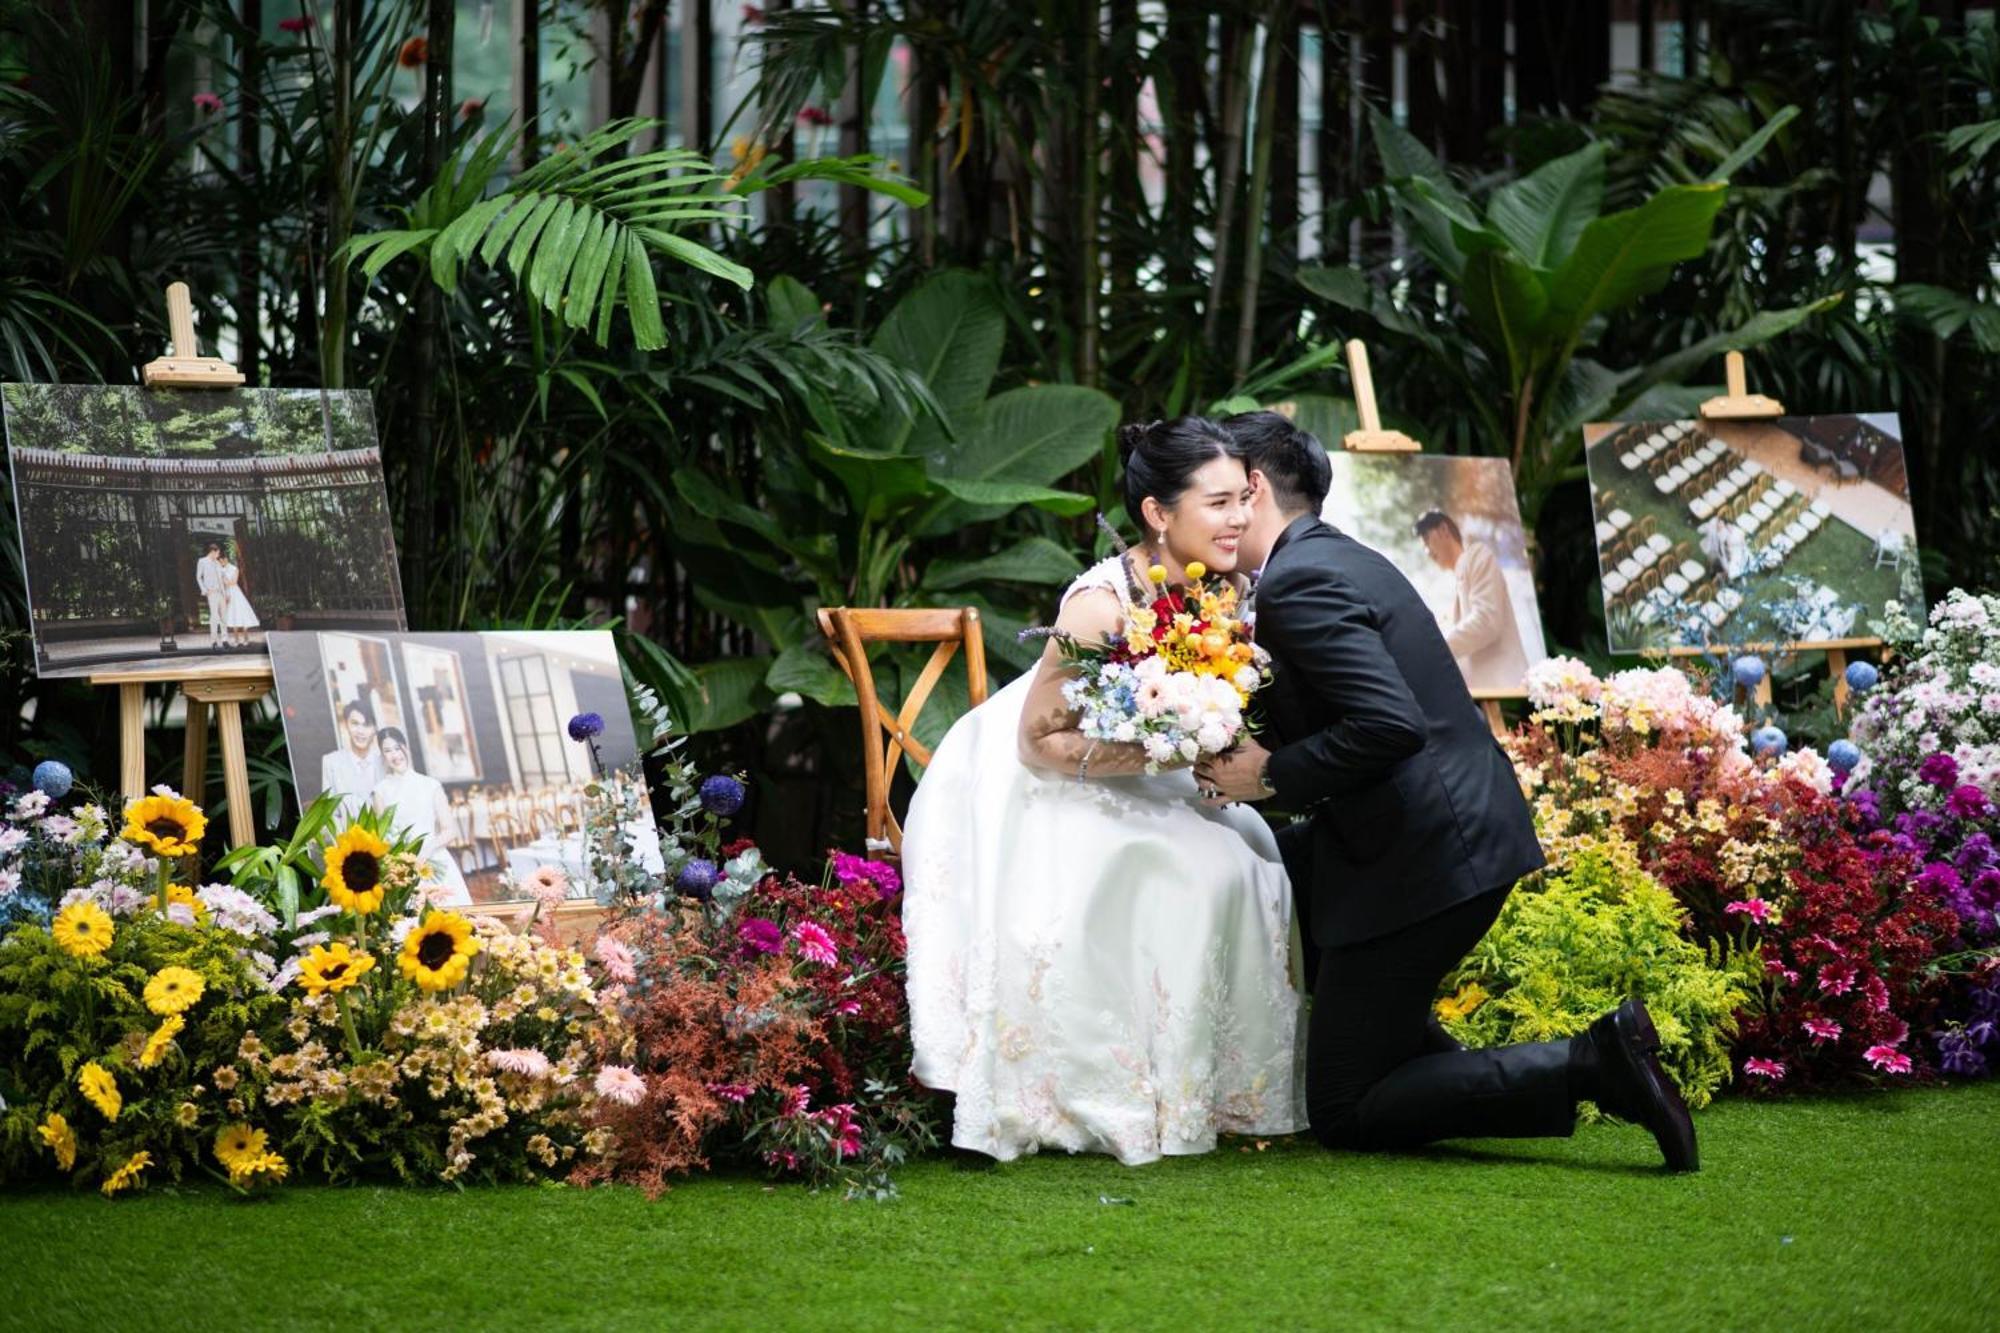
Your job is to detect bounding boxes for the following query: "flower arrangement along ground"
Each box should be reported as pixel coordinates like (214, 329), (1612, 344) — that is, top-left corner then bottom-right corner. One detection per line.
(0, 683), (937, 1200)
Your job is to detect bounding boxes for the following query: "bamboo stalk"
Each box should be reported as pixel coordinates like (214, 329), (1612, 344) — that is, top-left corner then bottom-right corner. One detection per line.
(1233, 5), (1283, 380)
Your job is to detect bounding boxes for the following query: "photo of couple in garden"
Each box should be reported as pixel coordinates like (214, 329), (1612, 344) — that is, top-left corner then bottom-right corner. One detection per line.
(2, 2), (1996, 1330)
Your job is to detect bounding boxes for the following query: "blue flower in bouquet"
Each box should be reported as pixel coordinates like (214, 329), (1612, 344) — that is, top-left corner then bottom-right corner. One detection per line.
(1844, 660), (1880, 694)
(567, 712), (606, 742)
(31, 760), (72, 799)
(676, 857), (719, 899)
(699, 774), (746, 817)
(1751, 724), (1788, 758)
(1828, 739), (1862, 773)
(1731, 655), (1767, 689)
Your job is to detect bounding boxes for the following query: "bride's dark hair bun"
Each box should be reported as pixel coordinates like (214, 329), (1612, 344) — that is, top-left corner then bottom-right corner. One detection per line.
(1118, 415), (1234, 524)
(1116, 420), (1163, 465)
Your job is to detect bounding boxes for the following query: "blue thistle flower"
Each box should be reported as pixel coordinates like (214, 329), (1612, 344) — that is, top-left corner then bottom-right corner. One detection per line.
(31, 760), (72, 799)
(1731, 655), (1767, 688)
(1844, 660), (1880, 693)
(699, 774), (746, 817)
(676, 858), (719, 900)
(1751, 724), (1789, 758)
(1828, 739), (1862, 773)
(567, 712), (606, 742)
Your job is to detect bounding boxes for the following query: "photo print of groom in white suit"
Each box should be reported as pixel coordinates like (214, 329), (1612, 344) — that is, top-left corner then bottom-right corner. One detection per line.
(196, 541), (227, 648)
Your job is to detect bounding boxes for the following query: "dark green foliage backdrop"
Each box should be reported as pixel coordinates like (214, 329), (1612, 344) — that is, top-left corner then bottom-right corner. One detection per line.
(0, 1), (1995, 861)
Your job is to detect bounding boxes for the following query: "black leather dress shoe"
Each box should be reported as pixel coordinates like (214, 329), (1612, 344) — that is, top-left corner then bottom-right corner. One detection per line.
(1588, 999), (1699, 1172)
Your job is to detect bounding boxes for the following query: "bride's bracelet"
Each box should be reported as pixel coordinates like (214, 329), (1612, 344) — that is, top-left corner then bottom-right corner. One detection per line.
(1076, 742), (1097, 785)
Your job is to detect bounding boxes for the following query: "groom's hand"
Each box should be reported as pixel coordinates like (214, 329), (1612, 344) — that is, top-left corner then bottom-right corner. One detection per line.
(1196, 738), (1274, 805)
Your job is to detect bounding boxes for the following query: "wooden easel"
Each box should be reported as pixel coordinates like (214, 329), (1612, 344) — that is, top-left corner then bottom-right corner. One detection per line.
(1340, 339), (1513, 737)
(90, 283), (266, 848)
(1678, 350), (1884, 717)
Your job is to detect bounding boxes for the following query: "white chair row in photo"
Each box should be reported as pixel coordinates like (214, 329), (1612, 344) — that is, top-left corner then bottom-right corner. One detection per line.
(1652, 436), (1732, 498)
(1618, 420), (1702, 474)
(1747, 498), (1834, 568)
(1688, 459), (1782, 521)
(1593, 506), (1635, 547)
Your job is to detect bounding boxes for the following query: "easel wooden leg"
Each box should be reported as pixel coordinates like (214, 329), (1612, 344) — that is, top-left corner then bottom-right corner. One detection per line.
(118, 683), (146, 801)
(182, 695), (210, 807)
(1827, 648), (1850, 718)
(215, 699), (255, 849)
(1480, 698), (1506, 738)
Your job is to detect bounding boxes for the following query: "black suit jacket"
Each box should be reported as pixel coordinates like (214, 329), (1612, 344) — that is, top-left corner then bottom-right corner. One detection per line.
(1254, 515), (1544, 947)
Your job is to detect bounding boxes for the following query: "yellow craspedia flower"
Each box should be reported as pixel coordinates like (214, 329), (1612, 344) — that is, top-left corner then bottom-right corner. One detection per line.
(298, 941), (374, 995)
(163, 881), (207, 920)
(100, 1150), (152, 1196)
(121, 792), (206, 857)
(51, 900), (114, 957)
(213, 1122), (268, 1172)
(1184, 560), (1206, 581)
(1147, 563), (1168, 584)
(398, 910), (481, 993)
(37, 1111), (77, 1171)
(228, 1150), (289, 1189)
(138, 1013), (186, 1069)
(78, 1061), (121, 1121)
(322, 825), (391, 914)
(144, 965), (206, 1016)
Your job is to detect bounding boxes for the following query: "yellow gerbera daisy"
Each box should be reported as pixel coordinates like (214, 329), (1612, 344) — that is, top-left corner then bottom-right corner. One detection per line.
(298, 941), (375, 995)
(213, 1122), (268, 1172)
(228, 1149), (289, 1188)
(121, 792), (206, 858)
(163, 882), (207, 920)
(1434, 982), (1489, 1023)
(138, 1013), (186, 1069)
(322, 825), (391, 914)
(398, 910), (481, 993)
(51, 900), (114, 957)
(37, 1111), (77, 1171)
(100, 1150), (152, 1196)
(143, 964), (206, 1016)
(78, 1061), (121, 1121)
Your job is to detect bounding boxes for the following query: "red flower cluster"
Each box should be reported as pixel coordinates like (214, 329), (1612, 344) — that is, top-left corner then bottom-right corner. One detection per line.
(1730, 789), (1962, 1090)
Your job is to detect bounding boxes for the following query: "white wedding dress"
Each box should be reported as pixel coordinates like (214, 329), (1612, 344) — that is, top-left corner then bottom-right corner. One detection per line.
(902, 556), (1305, 1165)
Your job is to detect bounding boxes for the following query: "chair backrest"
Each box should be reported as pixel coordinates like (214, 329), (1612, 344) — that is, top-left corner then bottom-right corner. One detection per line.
(818, 606), (990, 858)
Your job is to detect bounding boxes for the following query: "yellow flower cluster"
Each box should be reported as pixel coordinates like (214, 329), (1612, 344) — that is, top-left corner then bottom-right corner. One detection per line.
(1123, 568), (1262, 701)
(121, 793), (206, 858)
(99, 1150), (152, 1196)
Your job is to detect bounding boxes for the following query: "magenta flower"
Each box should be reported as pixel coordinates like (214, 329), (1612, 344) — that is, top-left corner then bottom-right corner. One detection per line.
(1918, 752), (1961, 789)
(1817, 961), (1859, 996)
(191, 91), (223, 113)
(1724, 898), (1773, 923)
(1863, 1044), (1913, 1075)
(832, 850), (902, 899)
(1863, 974), (1891, 1013)
(1946, 784), (1993, 820)
(705, 1081), (754, 1103)
(1743, 1058), (1786, 1080)
(1802, 1017), (1842, 1043)
(834, 998), (861, 1016)
(595, 1064), (648, 1105)
(737, 916), (782, 954)
(792, 920), (839, 967)
(781, 1083), (811, 1116)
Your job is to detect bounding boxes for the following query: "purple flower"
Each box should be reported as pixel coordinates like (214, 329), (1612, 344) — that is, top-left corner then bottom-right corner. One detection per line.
(1913, 860), (1965, 899)
(1918, 752), (1961, 790)
(831, 850), (902, 900)
(567, 712), (606, 742)
(1847, 788), (1882, 826)
(675, 857), (719, 899)
(1896, 809), (1946, 845)
(1956, 833), (1998, 877)
(698, 774), (746, 817)
(737, 916), (782, 954)
(1935, 1027), (1989, 1078)
(1946, 784), (1993, 821)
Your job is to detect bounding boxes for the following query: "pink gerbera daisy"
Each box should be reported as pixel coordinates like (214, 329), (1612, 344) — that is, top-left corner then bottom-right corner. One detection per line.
(1863, 1044), (1913, 1075)
(593, 936), (637, 984)
(1743, 1057), (1787, 1080)
(1724, 898), (1773, 923)
(1802, 1018), (1842, 1043)
(485, 1048), (551, 1078)
(791, 921), (839, 967)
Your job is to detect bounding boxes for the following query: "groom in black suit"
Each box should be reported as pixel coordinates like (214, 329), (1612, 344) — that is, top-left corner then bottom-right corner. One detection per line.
(1196, 412), (1697, 1171)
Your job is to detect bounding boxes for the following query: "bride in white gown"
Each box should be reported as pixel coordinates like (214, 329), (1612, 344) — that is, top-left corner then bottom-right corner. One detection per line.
(370, 727), (472, 906)
(902, 417), (1305, 1165)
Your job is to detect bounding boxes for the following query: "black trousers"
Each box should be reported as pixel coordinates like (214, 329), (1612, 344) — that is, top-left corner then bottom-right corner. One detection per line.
(1306, 887), (1576, 1151)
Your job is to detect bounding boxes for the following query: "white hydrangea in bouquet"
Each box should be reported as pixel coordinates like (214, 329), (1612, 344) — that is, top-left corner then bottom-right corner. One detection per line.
(1036, 530), (1270, 773)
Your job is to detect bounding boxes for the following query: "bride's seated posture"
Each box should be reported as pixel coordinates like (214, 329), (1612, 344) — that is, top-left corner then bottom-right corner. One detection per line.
(902, 417), (1305, 1165)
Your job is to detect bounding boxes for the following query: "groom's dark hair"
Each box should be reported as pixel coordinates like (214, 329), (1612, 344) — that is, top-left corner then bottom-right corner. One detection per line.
(205, 541), (221, 554)
(1222, 411), (1331, 517)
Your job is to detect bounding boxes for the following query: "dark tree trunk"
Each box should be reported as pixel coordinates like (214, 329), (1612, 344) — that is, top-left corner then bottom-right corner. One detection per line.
(1270, 8), (1299, 273)
(404, 0), (455, 620)
(235, 0), (263, 385)
(1316, 14), (1349, 264)
(837, 0), (871, 270)
(1163, 3), (1203, 292)
(517, 0), (541, 164)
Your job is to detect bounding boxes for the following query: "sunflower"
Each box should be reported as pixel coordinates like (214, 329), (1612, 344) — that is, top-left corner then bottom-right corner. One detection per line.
(298, 941), (375, 995)
(121, 792), (206, 858)
(138, 1013), (185, 1068)
(37, 1111), (76, 1171)
(322, 826), (391, 914)
(163, 882), (207, 920)
(100, 1150), (152, 1196)
(51, 900), (114, 957)
(144, 964), (206, 1016)
(398, 910), (481, 992)
(213, 1122), (268, 1172)
(78, 1061), (121, 1121)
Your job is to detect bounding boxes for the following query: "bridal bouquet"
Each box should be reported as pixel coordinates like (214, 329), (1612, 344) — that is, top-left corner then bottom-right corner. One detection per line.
(1050, 552), (1269, 771)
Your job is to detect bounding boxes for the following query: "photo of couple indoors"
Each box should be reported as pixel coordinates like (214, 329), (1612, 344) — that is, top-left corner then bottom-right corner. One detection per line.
(901, 411), (1698, 1174)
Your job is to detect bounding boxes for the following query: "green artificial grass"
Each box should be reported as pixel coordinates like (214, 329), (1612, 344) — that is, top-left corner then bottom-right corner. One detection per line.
(6, 1084), (1998, 1331)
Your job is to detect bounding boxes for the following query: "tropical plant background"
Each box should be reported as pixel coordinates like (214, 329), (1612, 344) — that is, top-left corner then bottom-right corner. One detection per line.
(1, 0), (1996, 863)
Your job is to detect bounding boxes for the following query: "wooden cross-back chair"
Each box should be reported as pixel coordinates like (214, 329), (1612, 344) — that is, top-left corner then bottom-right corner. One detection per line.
(818, 606), (989, 859)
